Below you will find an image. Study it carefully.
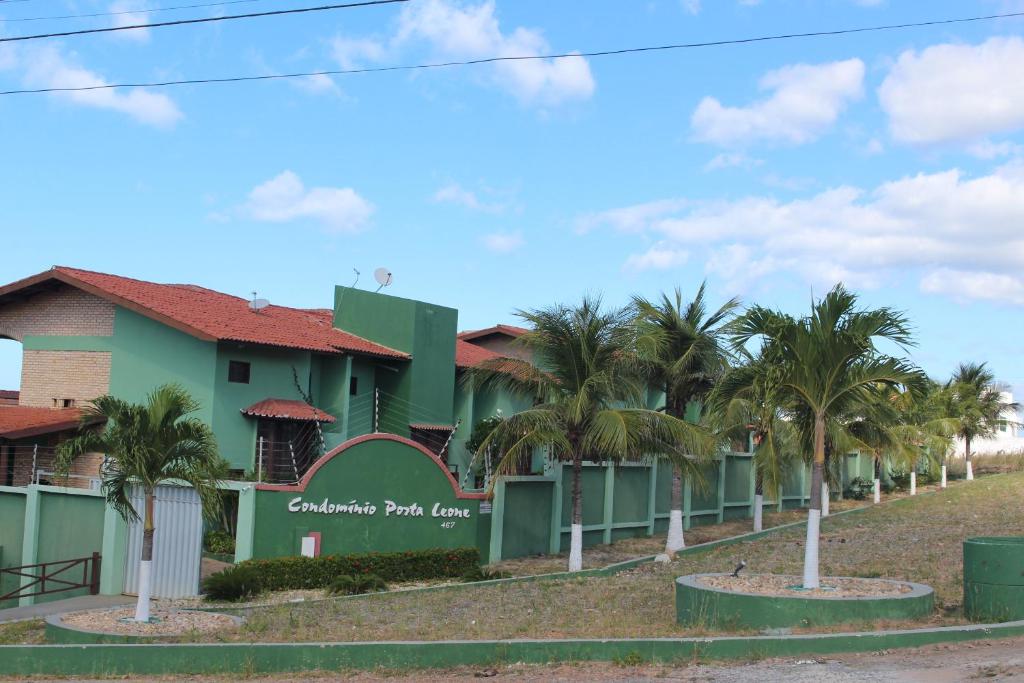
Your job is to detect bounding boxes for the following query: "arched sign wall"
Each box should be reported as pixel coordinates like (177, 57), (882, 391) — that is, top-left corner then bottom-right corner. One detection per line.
(252, 434), (488, 559)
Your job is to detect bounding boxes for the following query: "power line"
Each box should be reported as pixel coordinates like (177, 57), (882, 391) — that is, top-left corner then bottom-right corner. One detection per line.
(2, 0), (282, 24)
(0, 0), (408, 43)
(2, 9), (1023, 95)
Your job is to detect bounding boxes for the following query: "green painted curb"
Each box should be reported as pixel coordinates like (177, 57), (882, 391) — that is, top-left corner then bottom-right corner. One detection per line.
(676, 574), (934, 629)
(43, 612), (246, 644)
(0, 619), (1022, 676)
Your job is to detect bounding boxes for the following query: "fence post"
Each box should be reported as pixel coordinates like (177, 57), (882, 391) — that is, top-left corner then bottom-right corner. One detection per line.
(89, 552), (101, 595)
(602, 463), (615, 545)
(646, 459), (658, 536)
(716, 456), (726, 524)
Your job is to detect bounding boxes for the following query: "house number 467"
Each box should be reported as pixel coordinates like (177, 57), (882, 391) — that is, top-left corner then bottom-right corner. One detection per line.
(440, 521), (456, 529)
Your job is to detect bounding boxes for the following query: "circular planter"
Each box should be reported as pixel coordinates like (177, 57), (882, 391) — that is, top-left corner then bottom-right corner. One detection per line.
(675, 573), (934, 630)
(964, 537), (1024, 623)
(45, 610), (244, 644)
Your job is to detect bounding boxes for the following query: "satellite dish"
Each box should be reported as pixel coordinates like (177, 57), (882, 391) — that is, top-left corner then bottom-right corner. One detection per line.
(373, 268), (393, 292)
(249, 295), (270, 312)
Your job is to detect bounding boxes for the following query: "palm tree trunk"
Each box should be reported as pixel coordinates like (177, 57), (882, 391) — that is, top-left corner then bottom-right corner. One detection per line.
(665, 465), (685, 554)
(568, 454), (583, 572)
(802, 415), (826, 589)
(873, 456), (881, 504)
(753, 468), (764, 533)
(965, 436), (974, 481)
(134, 489), (155, 622)
(821, 452), (830, 517)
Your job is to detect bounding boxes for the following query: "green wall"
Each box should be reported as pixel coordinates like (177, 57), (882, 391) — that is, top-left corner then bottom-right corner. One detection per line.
(34, 491), (104, 604)
(251, 437), (483, 558)
(500, 480), (553, 558)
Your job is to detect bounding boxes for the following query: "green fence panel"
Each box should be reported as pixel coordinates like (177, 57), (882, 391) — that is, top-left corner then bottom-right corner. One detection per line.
(723, 455), (752, 505)
(0, 490), (27, 608)
(611, 467), (649, 524)
(501, 480), (554, 558)
(559, 465), (606, 527)
(654, 460), (673, 515)
(691, 461), (720, 512)
(34, 491), (104, 605)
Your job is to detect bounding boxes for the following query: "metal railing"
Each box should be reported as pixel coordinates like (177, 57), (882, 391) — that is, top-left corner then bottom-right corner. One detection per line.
(0, 552), (101, 601)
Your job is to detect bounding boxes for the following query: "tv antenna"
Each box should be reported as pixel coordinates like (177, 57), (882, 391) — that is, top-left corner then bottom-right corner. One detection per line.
(350, 268), (360, 289)
(374, 267), (393, 293)
(248, 291), (270, 313)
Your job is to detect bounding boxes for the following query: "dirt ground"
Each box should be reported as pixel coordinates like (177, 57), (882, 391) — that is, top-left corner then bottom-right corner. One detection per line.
(31, 636), (1024, 682)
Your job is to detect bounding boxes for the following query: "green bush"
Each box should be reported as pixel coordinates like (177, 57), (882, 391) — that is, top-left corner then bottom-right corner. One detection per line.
(328, 573), (387, 595)
(843, 476), (874, 500)
(461, 566), (509, 583)
(204, 530), (235, 555)
(237, 547), (480, 592)
(202, 564), (262, 602)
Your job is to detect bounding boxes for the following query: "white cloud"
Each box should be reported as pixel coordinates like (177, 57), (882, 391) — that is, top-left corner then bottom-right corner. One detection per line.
(331, 37), (386, 70)
(920, 269), (1024, 305)
(292, 73), (339, 95)
(244, 171), (374, 233)
(691, 58), (865, 146)
(879, 37), (1024, 145)
(17, 46), (182, 127)
(395, 0), (594, 105)
(575, 198), (689, 235)
(481, 231), (524, 252)
(966, 139), (1024, 160)
(432, 182), (507, 213)
(580, 161), (1024, 303)
(704, 152), (763, 171)
(681, 0), (701, 14)
(109, 0), (151, 42)
(624, 244), (689, 271)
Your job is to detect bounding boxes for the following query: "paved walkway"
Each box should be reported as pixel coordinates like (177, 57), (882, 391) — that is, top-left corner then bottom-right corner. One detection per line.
(0, 594), (131, 623)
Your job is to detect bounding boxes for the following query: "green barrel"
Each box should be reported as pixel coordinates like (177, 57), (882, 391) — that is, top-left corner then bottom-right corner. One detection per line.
(963, 537), (1024, 623)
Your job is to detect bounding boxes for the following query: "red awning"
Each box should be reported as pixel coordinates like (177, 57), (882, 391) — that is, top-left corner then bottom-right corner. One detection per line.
(241, 399), (336, 423)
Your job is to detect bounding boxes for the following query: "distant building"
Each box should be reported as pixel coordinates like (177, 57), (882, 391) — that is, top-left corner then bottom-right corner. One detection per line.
(952, 391), (1024, 457)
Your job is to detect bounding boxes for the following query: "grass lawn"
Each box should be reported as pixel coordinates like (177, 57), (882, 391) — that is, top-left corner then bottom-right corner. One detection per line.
(215, 472), (1024, 643)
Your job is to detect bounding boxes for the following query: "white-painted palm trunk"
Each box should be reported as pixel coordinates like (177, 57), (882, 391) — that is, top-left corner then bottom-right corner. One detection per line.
(966, 461), (974, 481)
(568, 524), (583, 572)
(134, 560), (152, 622)
(665, 509), (685, 553)
(909, 471), (917, 496)
(802, 509), (821, 588)
(873, 478), (881, 504)
(821, 482), (830, 517)
(941, 465), (947, 489)
(753, 494), (764, 533)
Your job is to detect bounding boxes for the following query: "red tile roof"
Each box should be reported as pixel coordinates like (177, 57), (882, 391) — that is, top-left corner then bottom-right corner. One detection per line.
(0, 406), (92, 440)
(0, 267), (408, 359)
(241, 399), (336, 423)
(457, 324), (529, 342)
(454, 339), (506, 369)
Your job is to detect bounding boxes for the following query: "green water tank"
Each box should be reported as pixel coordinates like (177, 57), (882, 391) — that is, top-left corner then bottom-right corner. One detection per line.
(963, 537), (1024, 622)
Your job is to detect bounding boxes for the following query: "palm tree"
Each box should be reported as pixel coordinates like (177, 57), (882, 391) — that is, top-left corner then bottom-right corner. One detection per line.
(731, 286), (925, 588)
(943, 362), (1020, 481)
(56, 384), (226, 622)
(467, 297), (712, 572)
(710, 324), (798, 532)
(632, 283), (738, 554)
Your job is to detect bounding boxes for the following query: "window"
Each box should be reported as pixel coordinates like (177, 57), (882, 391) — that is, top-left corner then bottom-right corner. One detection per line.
(53, 398), (75, 408)
(228, 360), (251, 384)
(349, 376), (359, 396)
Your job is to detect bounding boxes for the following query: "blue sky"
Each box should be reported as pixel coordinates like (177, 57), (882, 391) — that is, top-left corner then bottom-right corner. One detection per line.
(1, 0), (1023, 397)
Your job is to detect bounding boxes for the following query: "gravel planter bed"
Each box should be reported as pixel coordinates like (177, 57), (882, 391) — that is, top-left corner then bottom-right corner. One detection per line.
(699, 574), (913, 598)
(47, 607), (242, 643)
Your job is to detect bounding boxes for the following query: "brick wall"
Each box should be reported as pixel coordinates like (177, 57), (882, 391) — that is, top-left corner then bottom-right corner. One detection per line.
(0, 285), (114, 342)
(19, 350), (112, 408)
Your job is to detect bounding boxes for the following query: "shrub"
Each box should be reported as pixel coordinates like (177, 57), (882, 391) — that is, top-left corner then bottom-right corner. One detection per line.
(204, 530), (235, 555)
(328, 573), (387, 595)
(202, 564), (262, 602)
(237, 547), (480, 592)
(461, 566), (509, 583)
(843, 476), (874, 500)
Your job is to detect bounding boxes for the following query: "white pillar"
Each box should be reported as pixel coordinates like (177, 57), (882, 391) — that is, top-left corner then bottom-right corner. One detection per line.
(873, 478), (880, 504)
(568, 523), (583, 572)
(753, 494), (764, 532)
(821, 481), (830, 517)
(966, 461), (974, 481)
(910, 471), (917, 496)
(802, 509), (821, 589)
(666, 509), (685, 553)
(941, 465), (947, 489)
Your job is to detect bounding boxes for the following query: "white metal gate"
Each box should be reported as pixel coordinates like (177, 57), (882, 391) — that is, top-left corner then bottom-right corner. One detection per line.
(123, 484), (203, 598)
